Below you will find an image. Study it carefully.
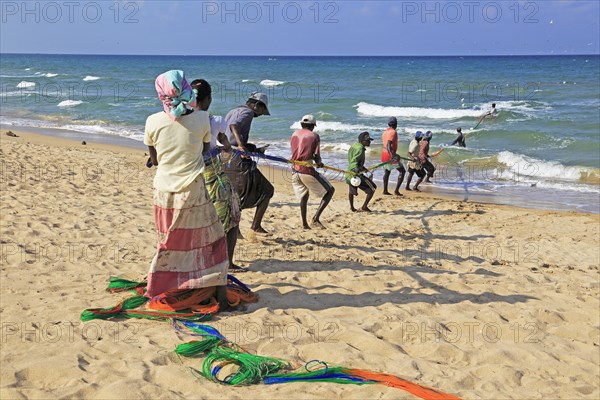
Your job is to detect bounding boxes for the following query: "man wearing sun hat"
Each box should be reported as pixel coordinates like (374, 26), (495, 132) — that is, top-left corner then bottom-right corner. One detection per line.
(221, 92), (273, 234)
(346, 132), (377, 212)
(225, 91), (271, 153)
(290, 114), (335, 229)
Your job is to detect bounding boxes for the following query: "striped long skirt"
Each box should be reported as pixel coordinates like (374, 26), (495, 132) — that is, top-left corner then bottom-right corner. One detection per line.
(146, 176), (229, 298)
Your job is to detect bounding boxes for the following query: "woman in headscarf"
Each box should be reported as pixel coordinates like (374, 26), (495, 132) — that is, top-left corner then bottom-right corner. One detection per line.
(144, 70), (229, 310)
(190, 78), (244, 272)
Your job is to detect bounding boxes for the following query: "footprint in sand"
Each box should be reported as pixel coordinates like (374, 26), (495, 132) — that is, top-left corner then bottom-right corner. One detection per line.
(77, 355), (90, 372)
(149, 355), (169, 366)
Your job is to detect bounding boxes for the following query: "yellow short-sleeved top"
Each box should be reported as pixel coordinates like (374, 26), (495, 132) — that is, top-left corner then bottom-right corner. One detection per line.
(144, 110), (210, 192)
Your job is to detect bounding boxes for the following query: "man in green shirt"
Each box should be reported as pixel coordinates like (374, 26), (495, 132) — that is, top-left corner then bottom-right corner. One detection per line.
(346, 132), (377, 212)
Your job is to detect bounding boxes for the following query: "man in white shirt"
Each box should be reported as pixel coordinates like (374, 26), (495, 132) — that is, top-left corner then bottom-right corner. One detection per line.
(405, 131), (426, 192)
(476, 103), (498, 127)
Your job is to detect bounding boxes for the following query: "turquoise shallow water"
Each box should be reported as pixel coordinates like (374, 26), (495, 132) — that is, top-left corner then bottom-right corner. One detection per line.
(1, 54), (599, 212)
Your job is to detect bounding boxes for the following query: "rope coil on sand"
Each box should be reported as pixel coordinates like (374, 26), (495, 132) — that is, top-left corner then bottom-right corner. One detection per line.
(80, 275), (258, 322)
(173, 320), (461, 400)
(82, 276), (459, 398)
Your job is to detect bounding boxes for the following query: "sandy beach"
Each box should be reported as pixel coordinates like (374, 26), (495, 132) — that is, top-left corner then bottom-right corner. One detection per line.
(1, 129), (599, 399)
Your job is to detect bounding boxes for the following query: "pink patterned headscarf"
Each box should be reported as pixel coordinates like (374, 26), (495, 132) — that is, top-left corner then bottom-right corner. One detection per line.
(155, 70), (197, 121)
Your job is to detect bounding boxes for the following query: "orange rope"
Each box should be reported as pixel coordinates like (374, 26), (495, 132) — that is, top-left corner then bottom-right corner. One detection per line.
(431, 148), (446, 158)
(148, 286), (258, 314)
(344, 369), (461, 400)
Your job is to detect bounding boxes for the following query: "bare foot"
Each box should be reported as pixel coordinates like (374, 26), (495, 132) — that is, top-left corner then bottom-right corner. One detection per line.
(383, 191), (392, 195)
(361, 206), (372, 212)
(405, 187), (412, 191)
(251, 226), (269, 234)
(414, 187), (421, 192)
(394, 191), (403, 197)
(303, 224), (311, 230)
(312, 220), (326, 229)
(350, 207), (357, 212)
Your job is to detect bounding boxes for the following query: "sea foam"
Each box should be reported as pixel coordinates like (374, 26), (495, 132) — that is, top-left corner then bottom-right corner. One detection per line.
(355, 102), (482, 119)
(57, 100), (84, 107)
(496, 151), (598, 182)
(260, 79), (284, 87)
(289, 121), (379, 133)
(16, 81), (36, 88)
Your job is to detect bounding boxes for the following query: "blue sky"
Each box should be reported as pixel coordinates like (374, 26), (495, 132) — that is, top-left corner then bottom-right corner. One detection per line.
(1, 0), (599, 55)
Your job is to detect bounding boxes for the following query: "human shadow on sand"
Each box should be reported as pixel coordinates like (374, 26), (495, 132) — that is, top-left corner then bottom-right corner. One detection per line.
(262, 236), (489, 265)
(249, 259), (502, 277)
(247, 260), (533, 312)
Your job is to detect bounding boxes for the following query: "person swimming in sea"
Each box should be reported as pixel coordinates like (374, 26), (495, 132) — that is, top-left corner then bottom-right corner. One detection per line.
(451, 127), (466, 147)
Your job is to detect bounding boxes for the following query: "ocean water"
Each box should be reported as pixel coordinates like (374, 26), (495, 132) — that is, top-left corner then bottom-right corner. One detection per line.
(1, 54), (599, 212)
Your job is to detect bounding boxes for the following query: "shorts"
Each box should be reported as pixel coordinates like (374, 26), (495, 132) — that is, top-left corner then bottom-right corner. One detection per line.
(291, 171), (332, 199)
(408, 167), (426, 178)
(384, 161), (406, 172)
(348, 175), (377, 196)
(421, 160), (436, 177)
(221, 156), (274, 210)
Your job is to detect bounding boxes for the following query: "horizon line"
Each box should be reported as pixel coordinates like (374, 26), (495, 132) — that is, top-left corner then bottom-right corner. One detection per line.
(1, 52), (599, 57)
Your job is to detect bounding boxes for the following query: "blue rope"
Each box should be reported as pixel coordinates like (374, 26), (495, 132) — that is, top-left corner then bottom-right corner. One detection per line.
(264, 373), (369, 384)
(227, 274), (252, 293)
(172, 319), (226, 341)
